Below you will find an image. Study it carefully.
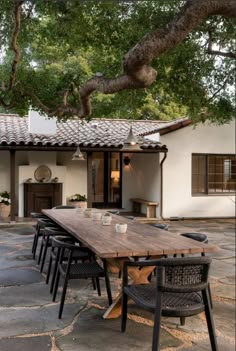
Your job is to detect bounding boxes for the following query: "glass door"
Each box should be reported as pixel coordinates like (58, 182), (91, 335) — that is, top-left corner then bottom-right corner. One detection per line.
(90, 152), (121, 208)
(108, 152), (121, 205)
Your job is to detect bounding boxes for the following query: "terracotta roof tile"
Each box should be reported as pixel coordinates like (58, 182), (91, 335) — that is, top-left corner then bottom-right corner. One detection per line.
(0, 114), (188, 151)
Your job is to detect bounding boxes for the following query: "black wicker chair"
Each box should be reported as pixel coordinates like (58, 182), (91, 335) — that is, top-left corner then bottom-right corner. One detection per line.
(181, 232), (208, 244)
(31, 212), (49, 255)
(52, 237), (113, 319)
(151, 223), (169, 231)
(38, 226), (72, 273)
(31, 216), (57, 259)
(121, 257), (218, 351)
(45, 228), (90, 293)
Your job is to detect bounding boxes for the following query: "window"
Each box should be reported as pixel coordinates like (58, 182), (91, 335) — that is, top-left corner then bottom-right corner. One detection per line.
(192, 154), (236, 195)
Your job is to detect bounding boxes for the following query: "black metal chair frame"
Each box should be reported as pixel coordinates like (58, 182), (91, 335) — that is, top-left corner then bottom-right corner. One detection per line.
(52, 237), (113, 319)
(32, 217), (57, 260)
(31, 213), (49, 257)
(121, 257), (218, 351)
(45, 228), (90, 293)
(181, 232), (208, 244)
(38, 226), (72, 273)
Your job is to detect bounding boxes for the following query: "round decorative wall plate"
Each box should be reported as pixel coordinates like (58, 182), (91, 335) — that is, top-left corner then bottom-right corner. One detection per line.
(34, 165), (52, 182)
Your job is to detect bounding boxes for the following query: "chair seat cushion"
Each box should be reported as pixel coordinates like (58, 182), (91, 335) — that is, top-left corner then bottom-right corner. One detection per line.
(124, 283), (204, 316)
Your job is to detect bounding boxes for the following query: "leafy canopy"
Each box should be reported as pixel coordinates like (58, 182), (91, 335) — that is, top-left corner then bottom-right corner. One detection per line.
(0, 0), (235, 123)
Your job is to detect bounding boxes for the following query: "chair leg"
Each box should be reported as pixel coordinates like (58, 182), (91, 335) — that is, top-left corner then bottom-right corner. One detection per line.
(121, 292), (128, 332)
(32, 225), (40, 254)
(58, 278), (69, 319)
(40, 236), (50, 273)
(52, 269), (61, 302)
(37, 238), (44, 264)
(46, 255), (53, 284)
(32, 233), (37, 254)
(32, 231), (40, 259)
(202, 289), (218, 351)
(152, 294), (162, 351)
(208, 283), (213, 309)
(95, 277), (101, 296)
(91, 277), (96, 290)
(180, 317), (186, 325)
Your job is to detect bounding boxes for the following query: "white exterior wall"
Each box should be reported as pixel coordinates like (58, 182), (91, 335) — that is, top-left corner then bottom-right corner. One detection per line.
(57, 151), (87, 200)
(122, 153), (161, 217)
(0, 151), (10, 192)
(160, 120), (235, 218)
(0, 150), (87, 217)
(0, 151), (28, 215)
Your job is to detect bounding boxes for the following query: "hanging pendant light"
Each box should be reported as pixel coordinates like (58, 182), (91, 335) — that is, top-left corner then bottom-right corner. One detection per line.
(122, 125), (141, 151)
(72, 118), (85, 161)
(72, 145), (85, 161)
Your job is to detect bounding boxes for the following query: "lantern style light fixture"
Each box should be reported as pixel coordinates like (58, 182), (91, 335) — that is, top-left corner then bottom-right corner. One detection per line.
(121, 125), (141, 151)
(123, 156), (131, 166)
(72, 119), (85, 161)
(72, 145), (85, 161)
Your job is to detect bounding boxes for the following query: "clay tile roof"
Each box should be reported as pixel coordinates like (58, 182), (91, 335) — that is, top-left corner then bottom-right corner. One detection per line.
(0, 114), (188, 151)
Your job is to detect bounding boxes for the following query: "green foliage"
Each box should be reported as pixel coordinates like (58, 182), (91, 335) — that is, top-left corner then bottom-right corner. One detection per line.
(0, 191), (11, 206)
(69, 194), (87, 202)
(0, 0), (235, 123)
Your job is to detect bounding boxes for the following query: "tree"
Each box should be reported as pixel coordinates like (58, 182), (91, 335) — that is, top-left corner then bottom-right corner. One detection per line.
(0, 0), (235, 123)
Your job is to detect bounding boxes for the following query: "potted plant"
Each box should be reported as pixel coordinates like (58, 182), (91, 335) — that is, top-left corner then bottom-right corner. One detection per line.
(67, 194), (87, 209)
(0, 191), (11, 218)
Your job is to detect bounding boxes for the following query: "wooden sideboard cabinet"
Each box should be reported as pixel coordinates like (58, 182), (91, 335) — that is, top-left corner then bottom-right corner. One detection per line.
(24, 183), (62, 217)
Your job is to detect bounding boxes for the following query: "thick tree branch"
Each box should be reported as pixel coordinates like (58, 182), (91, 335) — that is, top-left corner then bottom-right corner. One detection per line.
(4, 0), (236, 119)
(24, 90), (50, 114)
(207, 30), (236, 58)
(9, 0), (24, 90)
(78, 0), (236, 117)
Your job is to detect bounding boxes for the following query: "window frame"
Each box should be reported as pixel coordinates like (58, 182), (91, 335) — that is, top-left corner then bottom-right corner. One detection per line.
(192, 153), (236, 196)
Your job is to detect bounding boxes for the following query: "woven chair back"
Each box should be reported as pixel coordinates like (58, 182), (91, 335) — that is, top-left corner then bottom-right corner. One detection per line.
(156, 257), (211, 293)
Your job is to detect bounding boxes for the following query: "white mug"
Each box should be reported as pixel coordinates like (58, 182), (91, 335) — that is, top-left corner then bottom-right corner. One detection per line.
(115, 223), (127, 233)
(102, 213), (112, 225)
(84, 208), (93, 218)
(92, 211), (102, 220)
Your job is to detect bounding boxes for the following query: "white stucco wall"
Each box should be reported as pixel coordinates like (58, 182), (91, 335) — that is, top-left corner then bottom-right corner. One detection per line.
(0, 151), (10, 192)
(0, 151), (28, 214)
(160, 120), (235, 218)
(57, 151), (87, 200)
(122, 153), (161, 217)
(0, 150), (87, 217)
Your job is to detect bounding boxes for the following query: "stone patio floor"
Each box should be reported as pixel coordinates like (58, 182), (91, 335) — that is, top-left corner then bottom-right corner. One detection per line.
(0, 218), (235, 351)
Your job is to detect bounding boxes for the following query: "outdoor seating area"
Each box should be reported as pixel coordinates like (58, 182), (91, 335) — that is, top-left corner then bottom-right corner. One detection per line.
(0, 217), (235, 351)
(0, 1), (235, 350)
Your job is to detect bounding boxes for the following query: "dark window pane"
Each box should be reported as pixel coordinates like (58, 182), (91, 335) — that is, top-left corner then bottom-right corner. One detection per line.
(208, 155), (236, 194)
(91, 152), (104, 203)
(192, 155), (206, 194)
(193, 154), (236, 195)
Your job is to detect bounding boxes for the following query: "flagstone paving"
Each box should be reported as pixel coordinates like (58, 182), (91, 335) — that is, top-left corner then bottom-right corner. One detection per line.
(0, 219), (235, 350)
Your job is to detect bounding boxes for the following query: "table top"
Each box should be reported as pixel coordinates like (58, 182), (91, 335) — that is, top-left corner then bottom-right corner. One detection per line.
(42, 209), (218, 258)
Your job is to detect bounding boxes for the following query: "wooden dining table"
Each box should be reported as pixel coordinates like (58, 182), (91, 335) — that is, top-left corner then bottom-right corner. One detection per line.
(42, 209), (218, 318)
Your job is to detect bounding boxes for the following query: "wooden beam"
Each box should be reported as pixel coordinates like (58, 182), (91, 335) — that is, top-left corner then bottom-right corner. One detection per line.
(87, 152), (93, 208)
(10, 150), (16, 222)
(0, 145), (166, 153)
